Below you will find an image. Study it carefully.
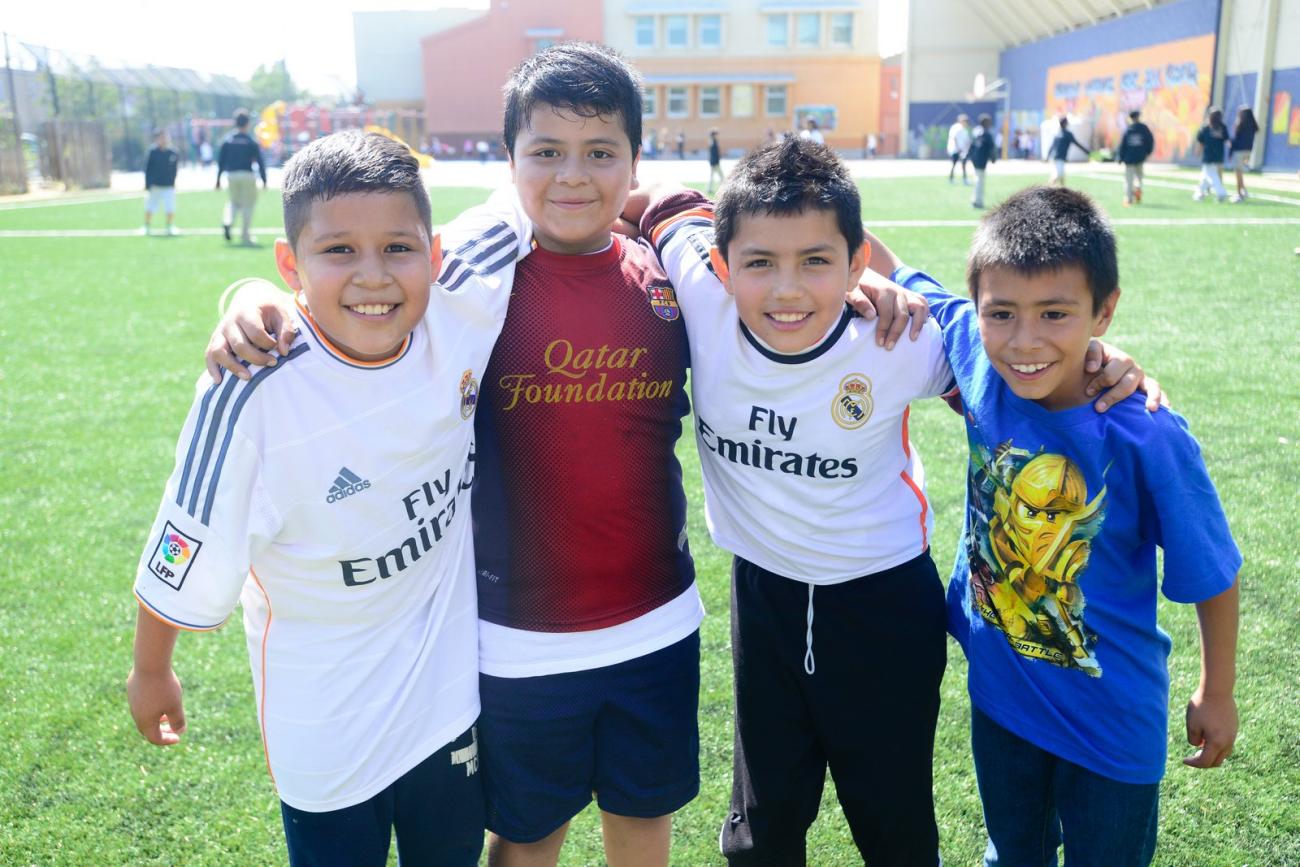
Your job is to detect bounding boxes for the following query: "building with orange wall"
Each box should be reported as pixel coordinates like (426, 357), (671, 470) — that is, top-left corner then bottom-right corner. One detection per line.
(419, 0), (606, 149)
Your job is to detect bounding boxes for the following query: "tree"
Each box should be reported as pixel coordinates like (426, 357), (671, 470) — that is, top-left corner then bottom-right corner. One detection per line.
(247, 60), (301, 108)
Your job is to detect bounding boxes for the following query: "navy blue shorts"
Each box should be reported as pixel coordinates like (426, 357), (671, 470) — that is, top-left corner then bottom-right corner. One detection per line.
(280, 724), (484, 867)
(479, 631), (701, 843)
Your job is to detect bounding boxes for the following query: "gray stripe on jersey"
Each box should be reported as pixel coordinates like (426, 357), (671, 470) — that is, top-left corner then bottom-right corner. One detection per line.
(183, 374), (242, 515)
(200, 343), (310, 525)
(442, 242), (517, 293)
(176, 377), (226, 508)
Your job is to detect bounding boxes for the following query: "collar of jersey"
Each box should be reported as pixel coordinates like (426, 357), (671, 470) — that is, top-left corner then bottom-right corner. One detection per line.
(527, 234), (622, 274)
(739, 304), (855, 365)
(293, 295), (412, 370)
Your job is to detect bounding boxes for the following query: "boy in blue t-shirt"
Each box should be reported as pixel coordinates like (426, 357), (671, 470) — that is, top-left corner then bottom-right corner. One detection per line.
(872, 186), (1240, 866)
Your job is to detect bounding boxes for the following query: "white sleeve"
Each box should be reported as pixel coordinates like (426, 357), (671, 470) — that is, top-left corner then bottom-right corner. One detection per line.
(910, 318), (956, 399)
(652, 214), (724, 318)
(435, 187), (533, 294)
(133, 375), (278, 631)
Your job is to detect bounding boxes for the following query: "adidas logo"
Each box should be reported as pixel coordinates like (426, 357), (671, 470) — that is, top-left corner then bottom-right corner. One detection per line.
(326, 467), (372, 504)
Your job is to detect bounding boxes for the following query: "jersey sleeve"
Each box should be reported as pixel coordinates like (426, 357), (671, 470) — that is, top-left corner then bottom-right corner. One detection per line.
(431, 187), (533, 329)
(133, 374), (279, 631)
(892, 266), (986, 401)
(1139, 411), (1242, 604)
(643, 190), (723, 312)
(910, 318), (956, 399)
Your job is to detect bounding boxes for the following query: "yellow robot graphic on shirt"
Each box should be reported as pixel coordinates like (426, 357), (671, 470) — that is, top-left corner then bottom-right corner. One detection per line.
(965, 433), (1106, 677)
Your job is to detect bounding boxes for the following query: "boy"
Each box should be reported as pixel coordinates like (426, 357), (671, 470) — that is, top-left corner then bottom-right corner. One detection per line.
(948, 114), (972, 184)
(128, 130), (530, 866)
(1118, 109), (1154, 206)
(883, 186), (1240, 865)
(640, 136), (953, 865)
(143, 128), (180, 235)
(1194, 107), (1230, 202)
(968, 113), (997, 209)
(216, 109), (266, 244)
(1047, 117), (1089, 185)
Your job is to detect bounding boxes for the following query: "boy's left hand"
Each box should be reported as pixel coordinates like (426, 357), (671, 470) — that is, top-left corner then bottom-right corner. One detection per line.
(1084, 340), (1169, 412)
(1184, 688), (1238, 768)
(846, 271), (930, 350)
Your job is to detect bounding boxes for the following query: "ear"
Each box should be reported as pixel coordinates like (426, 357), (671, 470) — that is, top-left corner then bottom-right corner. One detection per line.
(274, 239), (303, 293)
(430, 233), (444, 280)
(709, 246), (734, 294)
(1092, 288), (1120, 337)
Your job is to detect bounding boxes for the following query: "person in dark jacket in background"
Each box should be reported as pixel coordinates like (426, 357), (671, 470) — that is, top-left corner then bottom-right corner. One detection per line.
(143, 128), (180, 236)
(968, 114), (997, 209)
(216, 109), (267, 244)
(1047, 117), (1090, 186)
(706, 128), (724, 194)
(1229, 106), (1259, 203)
(1193, 107), (1230, 202)
(1118, 110), (1155, 206)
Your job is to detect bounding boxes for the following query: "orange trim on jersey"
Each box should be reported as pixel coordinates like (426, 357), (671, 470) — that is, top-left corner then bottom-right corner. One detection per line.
(293, 295), (411, 367)
(248, 567), (277, 786)
(649, 207), (714, 247)
(897, 407), (930, 551)
(134, 595), (226, 632)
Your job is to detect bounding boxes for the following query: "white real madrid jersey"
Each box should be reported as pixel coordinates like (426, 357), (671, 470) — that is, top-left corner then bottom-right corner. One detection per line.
(654, 211), (954, 584)
(133, 194), (529, 811)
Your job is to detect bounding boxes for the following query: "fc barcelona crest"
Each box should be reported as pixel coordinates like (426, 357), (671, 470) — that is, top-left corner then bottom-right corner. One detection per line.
(648, 284), (681, 321)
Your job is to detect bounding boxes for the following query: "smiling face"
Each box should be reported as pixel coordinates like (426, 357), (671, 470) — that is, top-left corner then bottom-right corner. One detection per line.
(509, 105), (638, 254)
(275, 191), (435, 361)
(976, 264), (1118, 411)
(720, 208), (867, 354)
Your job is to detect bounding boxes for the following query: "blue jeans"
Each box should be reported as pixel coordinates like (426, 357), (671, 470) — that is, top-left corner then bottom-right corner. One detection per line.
(971, 706), (1159, 867)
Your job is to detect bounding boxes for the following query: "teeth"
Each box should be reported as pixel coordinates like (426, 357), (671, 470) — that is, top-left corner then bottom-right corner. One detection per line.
(769, 312), (809, 323)
(350, 304), (395, 316)
(1011, 362), (1051, 373)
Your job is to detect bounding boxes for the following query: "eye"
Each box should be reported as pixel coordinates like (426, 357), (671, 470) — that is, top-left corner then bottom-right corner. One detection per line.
(590, 149), (614, 160)
(805, 255), (831, 266)
(323, 244), (353, 254)
(1042, 310), (1068, 321)
(534, 148), (560, 158)
(743, 258), (772, 269)
(985, 309), (1012, 321)
(386, 243), (414, 253)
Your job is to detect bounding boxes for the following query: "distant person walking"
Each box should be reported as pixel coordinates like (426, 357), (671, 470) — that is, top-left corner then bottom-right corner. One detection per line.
(799, 118), (825, 145)
(707, 128), (724, 194)
(866, 133), (878, 158)
(947, 114), (972, 184)
(1193, 107), (1230, 202)
(1047, 117), (1089, 185)
(143, 128), (180, 236)
(1118, 109), (1155, 205)
(1229, 106), (1259, 202)
(675, 129), (686, 159)
(968, 114), (997, 209)
(216, 110), (266, 245)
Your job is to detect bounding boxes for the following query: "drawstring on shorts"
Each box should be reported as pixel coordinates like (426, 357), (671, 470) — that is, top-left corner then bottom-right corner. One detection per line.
(804, 583), (816, 675)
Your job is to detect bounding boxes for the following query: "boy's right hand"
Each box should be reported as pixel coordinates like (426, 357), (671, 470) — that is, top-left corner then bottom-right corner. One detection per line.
(127, 667), (187, 746)
(205, 280), (297, 383)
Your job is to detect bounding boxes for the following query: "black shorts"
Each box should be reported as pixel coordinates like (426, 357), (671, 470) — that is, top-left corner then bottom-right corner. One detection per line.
(721, 553), (947, 866)
(279, 724), (483, 867)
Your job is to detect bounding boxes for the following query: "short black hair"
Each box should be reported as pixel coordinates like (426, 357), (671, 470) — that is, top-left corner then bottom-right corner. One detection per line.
(714, 136), (864, 259)
(967, 186), (1117, 313)
(502, 42), (642, 158)
(280, 130), (431, 250)
(234, 110), (250, 128)
(1129, 109), (1141, 121)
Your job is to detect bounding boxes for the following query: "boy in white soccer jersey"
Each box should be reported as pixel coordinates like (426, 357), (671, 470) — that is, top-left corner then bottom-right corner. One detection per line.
(641, 137), (953, 865)
(127, 130), (529, 866)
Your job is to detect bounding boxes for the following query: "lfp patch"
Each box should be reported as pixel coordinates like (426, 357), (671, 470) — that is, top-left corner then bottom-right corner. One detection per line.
(648, 284), (680, 321)
(148, 522), (201, 591)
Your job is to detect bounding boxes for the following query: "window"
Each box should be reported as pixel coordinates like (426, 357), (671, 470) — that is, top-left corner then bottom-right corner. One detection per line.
(634, 16), (655, 49)
(796, 13), (820, 47)
(830, 13), (852, 47)
(643, 87), (657, 118)
(665, 15), (689, 48)
(534, 38), (556, 52)
(699, 86), (721, 117)
(697, 15), (722, 49)
(765, 85), (787, 117)
(667, 87), (689, 118)
(731, 84), (754, 118)
(766, 15), (788, 47)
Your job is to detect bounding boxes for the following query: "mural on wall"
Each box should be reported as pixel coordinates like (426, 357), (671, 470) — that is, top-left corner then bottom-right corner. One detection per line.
(1044, 34), (1214, 162)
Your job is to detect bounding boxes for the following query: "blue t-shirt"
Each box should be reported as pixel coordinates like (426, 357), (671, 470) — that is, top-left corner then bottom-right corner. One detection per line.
(896, 267), (1241, 785)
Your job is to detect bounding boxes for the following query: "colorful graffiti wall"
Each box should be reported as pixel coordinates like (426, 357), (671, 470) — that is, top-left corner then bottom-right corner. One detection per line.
(1044, 34), (1215, 162)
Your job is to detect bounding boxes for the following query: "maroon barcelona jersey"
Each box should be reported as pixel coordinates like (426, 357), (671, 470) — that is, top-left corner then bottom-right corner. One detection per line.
(473, 235), (695, 632)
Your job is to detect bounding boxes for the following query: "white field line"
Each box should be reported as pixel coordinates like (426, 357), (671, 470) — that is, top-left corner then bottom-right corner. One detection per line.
(0, 228), (283, 238)
(0, 191), (146, 211)
(1074, 172), (1300, 208)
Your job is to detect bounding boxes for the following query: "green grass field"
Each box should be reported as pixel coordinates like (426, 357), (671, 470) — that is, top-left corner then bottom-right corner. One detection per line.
(1, 171), (1298, 865)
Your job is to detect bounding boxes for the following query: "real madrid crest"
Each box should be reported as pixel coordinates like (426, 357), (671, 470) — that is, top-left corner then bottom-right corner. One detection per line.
(832, 373), (873, 430)
(648, 283), (681, 321)
(459, 369), (479, 419)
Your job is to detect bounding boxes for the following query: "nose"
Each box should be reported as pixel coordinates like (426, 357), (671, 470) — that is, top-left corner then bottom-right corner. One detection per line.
(354, 250), (392, 289)
(771, 266), (802, 300)
(555, 153), (589, 186)
(1007, 318), (1040, 352)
